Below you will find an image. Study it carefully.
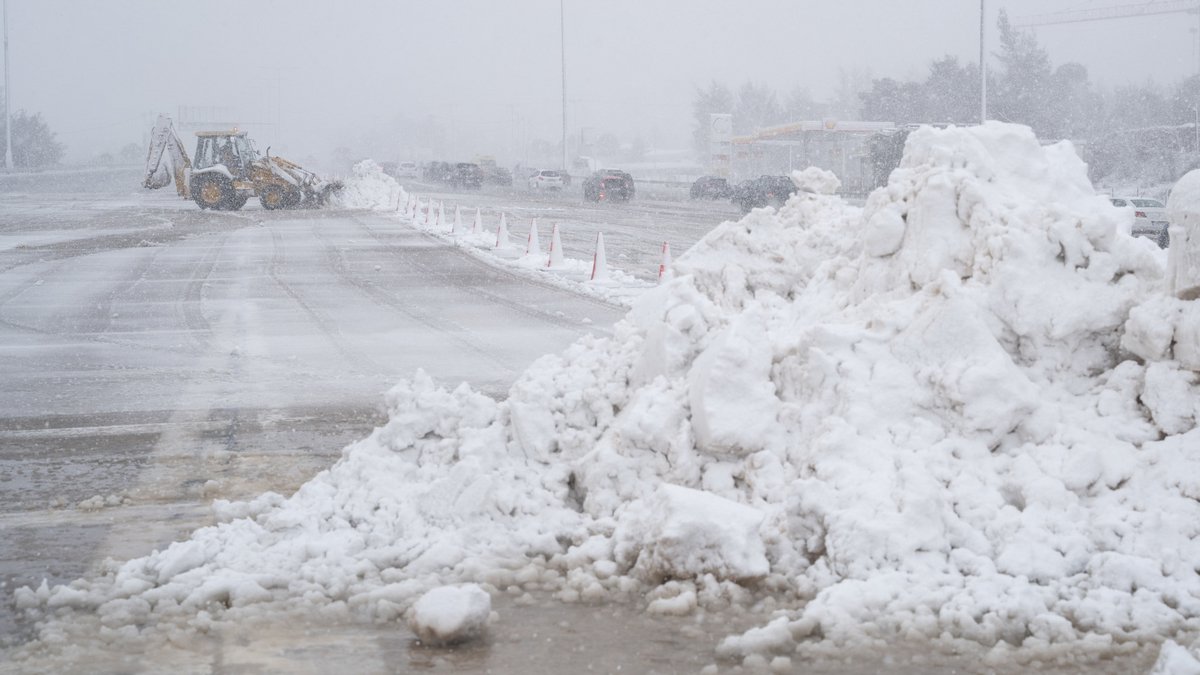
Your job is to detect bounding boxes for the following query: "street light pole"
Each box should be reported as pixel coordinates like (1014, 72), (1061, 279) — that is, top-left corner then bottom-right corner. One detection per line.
(980, 0), (988, 124)
(3, 0), (12, 170)
(560, 0), (567, 172)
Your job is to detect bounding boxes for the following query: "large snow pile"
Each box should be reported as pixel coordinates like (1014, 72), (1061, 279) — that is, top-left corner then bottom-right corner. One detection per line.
(14, 123), (1200, 664)
(330, 159), (406, 210)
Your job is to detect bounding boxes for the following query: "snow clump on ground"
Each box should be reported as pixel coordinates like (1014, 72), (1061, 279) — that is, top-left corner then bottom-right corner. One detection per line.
(330, 159), (406, 211)
(12, 122), (1200, 667)
(407, 584), (493, 645)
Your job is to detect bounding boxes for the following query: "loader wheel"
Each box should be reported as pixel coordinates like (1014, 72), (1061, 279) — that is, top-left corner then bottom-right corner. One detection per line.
(192, 175), (235, 210)
(227, 194), (249, 211)
(259, 184), (292, 210)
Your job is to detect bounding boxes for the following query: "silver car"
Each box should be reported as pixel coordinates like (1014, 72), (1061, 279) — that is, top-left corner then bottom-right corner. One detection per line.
(1111, 197), (1169, 248)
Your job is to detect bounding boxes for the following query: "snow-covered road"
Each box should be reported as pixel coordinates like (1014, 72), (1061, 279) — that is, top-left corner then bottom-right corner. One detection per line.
(1, 164), (1169, 674)
(0, 175), (626, 655)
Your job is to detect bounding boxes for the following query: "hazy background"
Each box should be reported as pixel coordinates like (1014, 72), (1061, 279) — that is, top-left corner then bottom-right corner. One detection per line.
(4, 0), (1196, 166)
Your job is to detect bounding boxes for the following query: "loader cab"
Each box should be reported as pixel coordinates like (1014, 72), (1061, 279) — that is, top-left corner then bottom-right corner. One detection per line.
(194, 131), (257, 177)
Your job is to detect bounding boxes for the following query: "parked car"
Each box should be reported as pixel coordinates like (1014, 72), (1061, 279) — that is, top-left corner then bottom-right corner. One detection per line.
(487, 166), (513, 186)
(423, 161), (454, 183)
(1111, 197), (1169, 248)
(477, 157), (513, 186)
(529, 169), (565, 191)
(583, 170), (636, 202)
(396, 161), (420, 179)
(732, 175), (798, 213)
(690, 175), (732, 200)
(450, 162), (484, 190)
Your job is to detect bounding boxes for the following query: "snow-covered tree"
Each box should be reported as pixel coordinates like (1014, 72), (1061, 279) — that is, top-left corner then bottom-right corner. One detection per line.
(784, 86), (823, 121)
(923, 56), (980, 125)
(733, 81), (784, 134)
(859, 77), (926, 124)
(0, 107), (66, 169)
(992, 9), (1055, 136)
(692, 80), (734, 158)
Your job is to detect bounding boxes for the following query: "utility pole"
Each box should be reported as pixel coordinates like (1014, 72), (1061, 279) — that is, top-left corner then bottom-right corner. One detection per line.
(560, 0), (567, 172)
(3, 0), (12, 170)
(980, 0), (988, 124)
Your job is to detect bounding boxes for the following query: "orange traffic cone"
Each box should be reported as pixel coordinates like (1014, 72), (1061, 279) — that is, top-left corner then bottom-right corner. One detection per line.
(496, 213), (511, 249)
(590, 232), (608, 281)
(526, 218), (541, 256)
(547, 223), (564, 268)
(658, 241), (673, 281)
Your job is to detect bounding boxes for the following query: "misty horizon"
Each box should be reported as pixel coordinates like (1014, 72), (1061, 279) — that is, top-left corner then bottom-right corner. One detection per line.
(3, 0), (1199, 169)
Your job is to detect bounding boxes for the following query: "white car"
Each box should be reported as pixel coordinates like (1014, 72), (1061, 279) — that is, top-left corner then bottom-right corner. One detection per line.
(528, 169), (564, 191)
(396, 161), (420, 179)
(1111, 197), (1169, 248)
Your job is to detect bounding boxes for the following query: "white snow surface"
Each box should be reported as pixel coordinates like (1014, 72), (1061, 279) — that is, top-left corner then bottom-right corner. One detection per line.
(15, 123), (1200, 660)
(407, 584), (492, 645)
(1152, 640), (1200, 675)
(1166, 169), (1200, 300)
(330, 159), (407, 211)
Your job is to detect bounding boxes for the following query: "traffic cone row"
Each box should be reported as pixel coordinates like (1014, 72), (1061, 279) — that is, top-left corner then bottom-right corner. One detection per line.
(403, 197), (674, 281)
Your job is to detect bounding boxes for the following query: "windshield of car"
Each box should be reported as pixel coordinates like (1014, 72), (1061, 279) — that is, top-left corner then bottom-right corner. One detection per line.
(540, 170), (560, 177)
(1131, 199), (1164, 208)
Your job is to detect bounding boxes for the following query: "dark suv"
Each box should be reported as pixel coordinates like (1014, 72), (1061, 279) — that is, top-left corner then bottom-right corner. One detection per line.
(583, 170), (635, 202)
(450, 162), (484, 189)
(690, 175), (732, 200)
(731, 175), (797, 213)
(423, 161), (454, 183)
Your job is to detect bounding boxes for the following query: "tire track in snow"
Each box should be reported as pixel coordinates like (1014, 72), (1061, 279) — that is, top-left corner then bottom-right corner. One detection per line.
(265, 224), (384, 377)
(349, 215), (620, 334)
(308, 219), (524, 378)
(174, 231), (233, 353)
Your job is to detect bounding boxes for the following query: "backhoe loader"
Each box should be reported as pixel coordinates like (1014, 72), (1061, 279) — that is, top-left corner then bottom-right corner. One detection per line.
(142, 114), (340, 211)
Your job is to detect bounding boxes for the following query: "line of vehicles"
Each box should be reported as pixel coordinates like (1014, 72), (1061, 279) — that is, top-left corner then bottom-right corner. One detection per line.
(690, 174), (800, 213)
(389, 160), (639, 203)
(383, 157), (794, 213)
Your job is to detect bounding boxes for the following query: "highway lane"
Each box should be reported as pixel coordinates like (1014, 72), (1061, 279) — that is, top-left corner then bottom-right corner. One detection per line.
(0, 180), (626, 651)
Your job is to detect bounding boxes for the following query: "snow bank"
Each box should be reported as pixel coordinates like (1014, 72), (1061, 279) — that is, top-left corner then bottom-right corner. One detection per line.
(330, 159), (406, 211)
(406, 204), (652, 306)
(1166, 169), (1200, 300)
(14, 123), (1200, 664)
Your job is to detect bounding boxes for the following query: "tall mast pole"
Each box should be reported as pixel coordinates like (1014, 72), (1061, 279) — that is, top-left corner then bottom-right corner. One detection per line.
(560, 0), (567, 171)
(981, 0), (988, 124)
(4, 0), (12, 169)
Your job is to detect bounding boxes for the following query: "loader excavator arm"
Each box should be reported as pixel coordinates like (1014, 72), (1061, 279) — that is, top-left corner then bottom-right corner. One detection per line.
(143, 114), (192, 198)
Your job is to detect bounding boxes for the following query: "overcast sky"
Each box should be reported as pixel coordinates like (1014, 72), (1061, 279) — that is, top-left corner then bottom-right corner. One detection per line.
(4, 0), (1197, 164)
